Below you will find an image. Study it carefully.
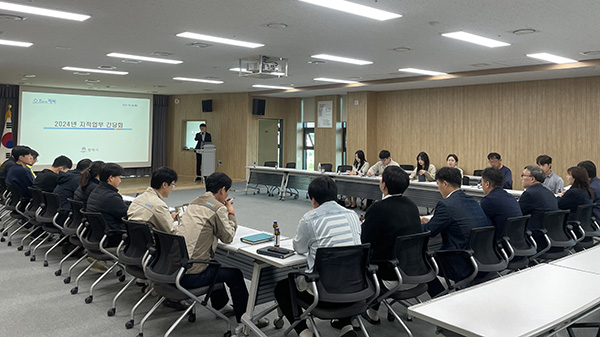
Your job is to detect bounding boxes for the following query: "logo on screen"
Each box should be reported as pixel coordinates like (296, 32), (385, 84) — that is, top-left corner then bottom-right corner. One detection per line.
(80, 147), (87, 153)
(32, 98), (57, 104)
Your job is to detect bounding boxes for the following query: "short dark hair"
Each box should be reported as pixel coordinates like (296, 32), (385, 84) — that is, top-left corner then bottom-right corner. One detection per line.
(378, 150), (391, 160)
(76, 158), (92, 171)
(578, 160), (597, 179)
(31, 149), (39, 159)
(524, 165), (545, 183)
(481, 167), (504, 188)
(205, 172), (232, 194)
(150, 167), (178, 189)
(435, 167), (462, 188)
(200, 123), (207, 128)
(99, 163), (124, 182)
(308, 176), (338, 205)
(11, 145), (32, 161)
(446, 154), (459, 162)
(536, 155), (552, 166)
(487, 152), (501, 161)
(382, 166), (409, 195)
(52, 155), (73, 169)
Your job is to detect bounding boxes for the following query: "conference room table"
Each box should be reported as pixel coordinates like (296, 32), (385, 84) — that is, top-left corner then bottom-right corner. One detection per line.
(409, 248), (600, 337)
(213, 225), (307, 337)
(245, 166), (523, 208)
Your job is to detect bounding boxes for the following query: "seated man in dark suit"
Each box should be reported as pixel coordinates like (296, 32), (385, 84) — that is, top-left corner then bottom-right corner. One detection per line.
(360, 166), (421, 324)
(518, 165), (559, 251)
(421, 167), (488, 296)
(53, 158), (92, 211)
(488, 152), (513, 189)
(33, 155), (72, 192)
(87, 163), (128, 247)
(5, 146), (35, 198)
(0, 147), (19, 190)
(480, 167), (522, 238)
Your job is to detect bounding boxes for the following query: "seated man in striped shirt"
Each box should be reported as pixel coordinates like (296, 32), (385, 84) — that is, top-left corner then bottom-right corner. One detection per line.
(274, 176), (362, 337)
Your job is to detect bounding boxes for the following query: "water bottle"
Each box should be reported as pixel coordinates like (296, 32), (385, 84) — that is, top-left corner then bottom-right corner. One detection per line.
(318, 163), (321, 173)
(273, 221), (280, 247)
(359, 213), (365, 223)
(253, 161), (256, 168)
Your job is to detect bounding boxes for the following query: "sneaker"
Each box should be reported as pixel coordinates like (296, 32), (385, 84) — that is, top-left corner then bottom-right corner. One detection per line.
(162, 299), (189, 311)
(339, 329), (357, 337)
(256, 317), (269, 328)
(89, 260), (108, 273)
(330, 318), (360, 331)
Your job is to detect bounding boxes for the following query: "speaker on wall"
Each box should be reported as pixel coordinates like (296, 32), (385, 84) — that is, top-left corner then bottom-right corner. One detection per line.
(202, 99), (213, 112)
(252, 98), (266, 115)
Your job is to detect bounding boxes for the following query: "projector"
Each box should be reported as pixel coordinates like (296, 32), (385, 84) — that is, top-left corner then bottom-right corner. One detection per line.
(239, 55), (288, 78)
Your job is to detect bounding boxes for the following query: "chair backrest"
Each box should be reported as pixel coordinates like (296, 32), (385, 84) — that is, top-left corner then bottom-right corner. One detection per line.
(394, 231), (437, 284)
(337, 165), (352, 173)
(542, 210), (572, 243)
(320, 163), (333, 172)
(400, 164), (414, 171)
(473, 170), (484, 176)
(26, 187), (44, 216)
(145, 230), (189, 284)
(462, 176), (470, 186)
(576, 204), (596, 232)
(313, 244), (374, 303)
(6, 185), (24, 209)
(468, 226), (507, 270)
(39, 191), (62, 222)
(120, 218), (154, 266)
(66, 198), (86, 231)
(264, 161), (278, 167)
(79, 210), (109, 250)
(285, 162), (296, 169)
(504, 215), (535, 254)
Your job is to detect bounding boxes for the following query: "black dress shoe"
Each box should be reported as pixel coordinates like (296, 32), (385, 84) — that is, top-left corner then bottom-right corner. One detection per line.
(162, 299), (189, 311)
(360, 311), (381, 325)
(330, 319), (360, 331)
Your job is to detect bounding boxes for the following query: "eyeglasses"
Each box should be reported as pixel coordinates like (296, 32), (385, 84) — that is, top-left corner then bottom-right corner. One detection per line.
(171, 183), (177, 188)
(520, 174), (532, 178)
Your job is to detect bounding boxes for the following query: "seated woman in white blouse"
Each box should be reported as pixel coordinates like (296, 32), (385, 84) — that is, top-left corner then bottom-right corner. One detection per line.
(345, 150), (369, 208)
(446, 153), (464, 177)
(409, 151), (436, 182)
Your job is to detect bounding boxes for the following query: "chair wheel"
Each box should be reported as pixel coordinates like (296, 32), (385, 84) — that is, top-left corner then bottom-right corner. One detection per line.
(188, 314), (196, 323)
(1, 237), (5, 242)
(387, 311), (395, 322)
(30, 255), (36, 262)
(137, 333), (143, 337)
(64, 277), (71, 284)
(274, 317), (285, 329)
(2, 231), (7, 236)
(119, 275), (126, 282)
(43, 261), (48, 267)
(116, 270), (123, 277)
(107, 308), (115, 316)
(125, 320), (134, 329)
(85, 295), (93, 304)
(223, 331), (231, 337)
(70, 287), (78, 294)
(24, 250), (30, 256)
(7, 241), (12, 246)
(55, 269), (62, 276)
(17, 245), (23, 251)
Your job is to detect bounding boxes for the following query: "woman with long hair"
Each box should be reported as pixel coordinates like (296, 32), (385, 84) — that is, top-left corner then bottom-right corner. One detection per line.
(409, 151), (436, 182)
(346, 150), (369, 208)
(74, 160), (105, 207)
(558, 166), (593, 220)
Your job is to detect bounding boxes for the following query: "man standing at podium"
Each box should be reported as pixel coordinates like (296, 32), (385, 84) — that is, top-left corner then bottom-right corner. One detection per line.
(195, 123), (212, 182)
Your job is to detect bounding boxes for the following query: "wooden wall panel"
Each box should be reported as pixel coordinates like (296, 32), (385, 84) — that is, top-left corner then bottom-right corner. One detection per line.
(314, 95), (339, 169)
(376, 76), (600, 188)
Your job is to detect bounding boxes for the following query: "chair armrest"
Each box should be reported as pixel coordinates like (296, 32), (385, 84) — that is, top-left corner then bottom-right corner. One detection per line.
(106, 229), (127, 237)
(567, 221), (585, 242)
(186, 259), (221, 305)
(367, 264), (380, 274)
(121, 233), (129, 242)
(371, 259), (398, 269)
(498, 237), (514, 261)
(434, 249), (477, 293)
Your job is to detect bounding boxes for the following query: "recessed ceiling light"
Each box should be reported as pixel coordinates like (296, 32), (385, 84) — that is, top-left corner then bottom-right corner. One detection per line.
(176, 32), (264, 48)
(0, 1), (90, 21)
(73, 71), (90, 76)
(0, 38), (32, 47)
(97, 65), (116, 70)
(252, 84), (294, 90)
(311, 54), (373, 65)
(266, 22), (288, 29)
(307, 60), (326, 64)
(121, 59), (141, 64)
(580, 51), (600, 56)
(173, 77), (223, 84)
(107, 53), (182, 64)
(151, 51), (173, 57)
(526, 53), (578, 64)
(188, 42), (211, 48)
(442, 31), (510, 48)
(0, 13), (24, 20)
(229, 67), (252, 74)
(85, 79), (100, 83)
(62, 66), (128, 75)
(392, 47), (411, 52)
(511, 28), (537, 35)
(399, 68), (447, 76)
(314, 77), (359, 84)
(298, 0), (401, 21)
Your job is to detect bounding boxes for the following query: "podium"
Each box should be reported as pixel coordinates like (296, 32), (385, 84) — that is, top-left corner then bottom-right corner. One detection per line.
(195, 143), (216, 182)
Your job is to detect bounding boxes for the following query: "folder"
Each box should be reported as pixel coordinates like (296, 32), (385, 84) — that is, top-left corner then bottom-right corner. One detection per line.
(257, 246), (295, 259)
(240, 233), (275, 245)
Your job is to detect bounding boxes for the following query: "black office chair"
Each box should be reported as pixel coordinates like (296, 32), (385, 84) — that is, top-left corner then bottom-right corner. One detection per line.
(60, 199), (89, 282)
(337, 165), (353, 173)
(320, 163), (333, 172)
(502, 215), (536, 270)
(531, 210), (575, 261)
(33, 191), (65, 264)
(264, 161), (278, 167)
(139, 230), (231, 337)
(400, 165), (414, 171)
(4, 186), (31, 247)
(279, 244), (379, 337)
(6, 186), (38, 246)
(285, 162), (296, 169)
(433, 249), (478, 293)
(473, 170), (484, 176)
(374, 232), (438, 336)
(468, 226), (510, 280)
(462, 176), (470, 186)
(573, 204), (599, 250)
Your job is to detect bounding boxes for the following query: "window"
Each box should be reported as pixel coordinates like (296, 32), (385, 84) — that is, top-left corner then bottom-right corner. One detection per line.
(303, 122), (315, 170)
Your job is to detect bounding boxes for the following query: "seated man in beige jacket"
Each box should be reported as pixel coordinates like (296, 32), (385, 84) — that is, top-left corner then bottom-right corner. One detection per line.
(127, 167), (178, 233)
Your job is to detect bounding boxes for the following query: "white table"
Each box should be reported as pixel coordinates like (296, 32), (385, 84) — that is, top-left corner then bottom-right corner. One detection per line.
(408, 264), (600, 337)
(551, 245), (600, 275)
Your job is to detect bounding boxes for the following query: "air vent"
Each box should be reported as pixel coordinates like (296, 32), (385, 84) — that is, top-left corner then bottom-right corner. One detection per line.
(188, 42), (211, 48)
(121, 59), (142, 64)
(0, 14), (26, 21)
(151, 51), (173, 57)
(98, 65), (116, 70)
(85, 79), (100, 83)
(511, 28), (537, 35)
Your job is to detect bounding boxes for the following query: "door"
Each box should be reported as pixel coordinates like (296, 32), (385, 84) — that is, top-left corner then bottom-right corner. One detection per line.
(258, 119), (282, 166)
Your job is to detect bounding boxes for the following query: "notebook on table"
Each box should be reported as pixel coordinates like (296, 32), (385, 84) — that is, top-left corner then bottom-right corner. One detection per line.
(240, 233), (275, 245)
(257, 246), (295, 259)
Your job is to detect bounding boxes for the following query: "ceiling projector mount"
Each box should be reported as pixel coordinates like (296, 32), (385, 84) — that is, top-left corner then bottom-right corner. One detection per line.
(239, 55), (288, 79)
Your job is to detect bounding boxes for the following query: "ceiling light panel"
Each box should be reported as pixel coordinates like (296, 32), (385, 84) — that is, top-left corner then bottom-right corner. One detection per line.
(298, 0), (401, 21)
(399, 68), (447, 76)
(0, 38), (32, 47)
(311, 54), (372, 65)
(107, 53), (182, 64)
(252, 84), (294, 90)
(176, 32), (264, 48)
(62, 67), (127, 75)
(314, 77), (359, 84)
(442, 31), (510, 48)
(0, 1), (90, 21)
(173, 77), (223, 84)
(526, 53), (577, 64)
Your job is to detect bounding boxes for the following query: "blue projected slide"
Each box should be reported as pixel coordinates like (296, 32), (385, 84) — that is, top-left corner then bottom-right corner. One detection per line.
(19, 91), (152, 168)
